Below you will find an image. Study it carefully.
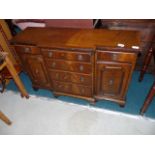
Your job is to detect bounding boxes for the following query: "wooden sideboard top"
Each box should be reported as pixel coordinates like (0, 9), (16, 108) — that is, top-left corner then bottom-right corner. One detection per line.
(10, 27), (140, 50)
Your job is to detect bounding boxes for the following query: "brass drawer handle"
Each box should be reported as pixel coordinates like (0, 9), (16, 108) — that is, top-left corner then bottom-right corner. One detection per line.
(109, 79), (114, 85)
(48, 52), (53, 57)
(55, 73), (59, 79)
(112, 54), (118, 60)
(80, 77), (84, 82)
(63, 76), (68, 80)
(78, 54), (83, 61)
(61, 53), (65, 57)
(35, 69), (39, 74)
(58, 85), (63, 89)
(52, 62), (56, 68)
(24, 47), (30, 52)
(79, 65), (84, 71)
(81, 88), (85, 94)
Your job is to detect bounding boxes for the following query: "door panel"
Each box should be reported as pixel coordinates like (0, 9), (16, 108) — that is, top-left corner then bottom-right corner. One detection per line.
(96, 62), (131, 98)
(24, 54), (50, 87)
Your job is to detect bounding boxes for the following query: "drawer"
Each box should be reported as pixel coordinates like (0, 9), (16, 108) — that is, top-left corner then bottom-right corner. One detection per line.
(14, 45), (40, 54)
(41, 48), (92, 62)
(49, 70), (92, 85)
(97, 50), (136, 63)
(46, 59), (92, 74)
(53, 81), (92, 97)
(53, 81), (71, 94)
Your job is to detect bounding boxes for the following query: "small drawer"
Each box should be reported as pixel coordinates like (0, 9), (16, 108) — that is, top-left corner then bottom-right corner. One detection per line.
(97, 50), (136, 63)
(46, 59), (92, 74)
(14, 45), (40, 54)
(41, 48), (92, 62)
(49, 70), (92, 85)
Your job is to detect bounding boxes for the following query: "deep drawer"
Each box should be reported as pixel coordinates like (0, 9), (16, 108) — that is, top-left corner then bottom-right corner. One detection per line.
(41, 48), (92, 62)
(46, 59), (92, 74)
(49, 70), (92, 85)
(53, 81), (93, 97)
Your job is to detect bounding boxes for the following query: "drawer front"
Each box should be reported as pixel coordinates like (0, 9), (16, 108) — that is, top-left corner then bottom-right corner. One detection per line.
(53, 81), (71, 94)
(14, 45), (40, 54)
(41, 49), (91, 62)
(46, 59), (92, 74)
(53, 81), (92, 97)
(97, 51), (136, 63)
(49, 70), (92, 85)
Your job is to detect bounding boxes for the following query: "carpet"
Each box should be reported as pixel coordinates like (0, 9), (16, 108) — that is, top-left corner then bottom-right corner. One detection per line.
(6, 71), (155, 119)
(0, 91), (155, 134)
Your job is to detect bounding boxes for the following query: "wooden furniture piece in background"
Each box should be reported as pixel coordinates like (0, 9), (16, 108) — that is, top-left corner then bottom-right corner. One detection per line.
(0, 52), (29, 98)
(139, 38), (155, 115)
(140, 81), (155, 115)
(100, 19), (155, 73)
(10, 27), (140, 106)
(139, 35), (155, 82)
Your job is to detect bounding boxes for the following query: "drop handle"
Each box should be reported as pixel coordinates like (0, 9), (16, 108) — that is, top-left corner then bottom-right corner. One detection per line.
(35, 69), (39, 74)
(61, 53), (65, 57)
(78, 54), (83, 61)
(24, 47), (30, 52)
(112, 54), (118, 60)
(52, 62), (56, 68)
(58, 85), (63, 89)
(81, 88), (85, 94)
(48, 52), (53, 57)
(63, 76), (68, 80)
(80, 77), (84, 82)
(79, 65), (84, 71)
(109, 79), (114, 85)
(55, 73), (59, 79)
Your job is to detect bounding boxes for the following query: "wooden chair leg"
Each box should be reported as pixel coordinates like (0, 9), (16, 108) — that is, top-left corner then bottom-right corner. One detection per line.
(0, 111), (12, 125)
(140, 81), (155, 115)
(5, 56), (29, 98)
(139, 47), (153, 82)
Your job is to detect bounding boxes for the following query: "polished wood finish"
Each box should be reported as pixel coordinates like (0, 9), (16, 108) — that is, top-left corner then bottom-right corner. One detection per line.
(100, 19), (155, 73)
(0, 111), (11, 125)
(139, 36), (155, 82)
(139, 47), (154, 82)
(0, 52), (29, 98)
(95, 47), (137, 105)
(139, 39), (155, 115)
(11, 27), (140, 106)
(140, 81), (155, 115)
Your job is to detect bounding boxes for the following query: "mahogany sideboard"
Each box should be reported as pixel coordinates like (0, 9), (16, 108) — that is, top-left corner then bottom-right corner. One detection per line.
(10, 27), (140, 106)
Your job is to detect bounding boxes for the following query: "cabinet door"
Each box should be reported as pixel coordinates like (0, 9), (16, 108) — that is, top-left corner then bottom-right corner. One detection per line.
(23, 54), (50, 87)
(96, 62), (131, 98)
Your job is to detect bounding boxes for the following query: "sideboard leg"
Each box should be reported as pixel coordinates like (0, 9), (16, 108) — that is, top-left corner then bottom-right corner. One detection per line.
(119, 104), (125, 108)
(33, 86), (39, 91)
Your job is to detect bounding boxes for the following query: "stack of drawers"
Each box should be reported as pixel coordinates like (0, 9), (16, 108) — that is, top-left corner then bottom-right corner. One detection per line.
(41, 48), (94, 101)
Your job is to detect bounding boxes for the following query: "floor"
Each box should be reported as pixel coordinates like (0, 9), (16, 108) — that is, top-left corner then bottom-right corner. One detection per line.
(0, 91), (155, 135)
(6, 71), (155, 119)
